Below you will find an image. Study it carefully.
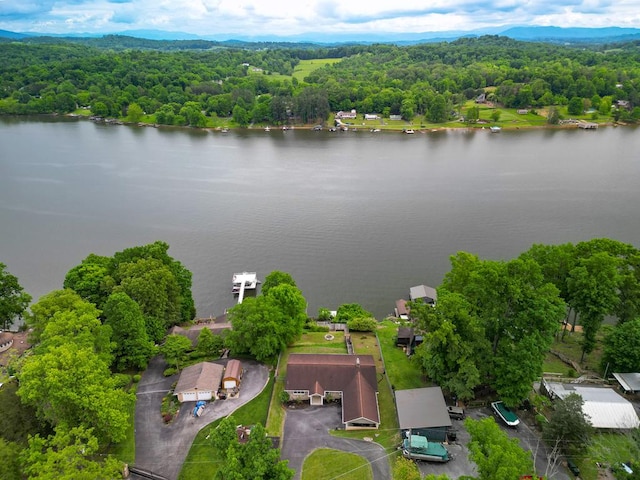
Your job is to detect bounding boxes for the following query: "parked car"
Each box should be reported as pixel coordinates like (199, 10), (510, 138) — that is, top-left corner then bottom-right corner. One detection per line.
(447, 405), (465, 420)
(566, 458), (580, 477)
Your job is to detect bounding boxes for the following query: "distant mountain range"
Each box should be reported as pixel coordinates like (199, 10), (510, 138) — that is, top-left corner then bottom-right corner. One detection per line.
(2, 25), (640, 45)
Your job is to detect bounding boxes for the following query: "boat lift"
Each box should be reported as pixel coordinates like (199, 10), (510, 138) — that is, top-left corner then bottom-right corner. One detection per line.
(232, 272), (259, 304)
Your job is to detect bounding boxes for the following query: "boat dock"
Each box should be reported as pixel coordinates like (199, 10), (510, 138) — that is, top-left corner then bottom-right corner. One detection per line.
(578, 121), (598, 129)
(232, 272), (259, 304)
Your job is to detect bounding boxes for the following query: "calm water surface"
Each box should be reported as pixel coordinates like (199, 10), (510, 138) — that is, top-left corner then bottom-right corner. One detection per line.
(1, 117), (639, 318)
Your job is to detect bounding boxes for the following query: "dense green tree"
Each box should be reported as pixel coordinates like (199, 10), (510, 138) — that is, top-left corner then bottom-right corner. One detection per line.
(427, 94), (448, 123)
(393, 456), (421, 480)
(160, 334), (192, 370)
(211, 417), (294, 480)
(264, 284), (307, 327)
(465, 417), (534, 480)
(195, 327), (224, 358)
(0, 438), (22, 480)
(0, 382), (51, 445)
(442, 253), (565, 405)
(226, 296), (298, 362)
(601, 318), (640, 373)
(63, 254), (113, 309)
(18, 343), (133, 444)
(0, 262), (31, 330)
(21, 426), (122, 480)
(567, 96), (584, 115)
(261, 270), (297, 296)
(413, 291), (487, 400)
(543, 393), (593, 456)
(567, 252), (621, 360)
(346, 317), (378, 332)
(126, 102), (144, 122)
(27, 289), (103, 345)
(335, 303), (373, 323)
(103, 291), (156, 371)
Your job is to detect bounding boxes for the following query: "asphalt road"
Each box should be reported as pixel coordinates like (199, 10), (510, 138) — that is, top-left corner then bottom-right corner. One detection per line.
(132, 355), (270, 480)
(280, 404), (392, 480)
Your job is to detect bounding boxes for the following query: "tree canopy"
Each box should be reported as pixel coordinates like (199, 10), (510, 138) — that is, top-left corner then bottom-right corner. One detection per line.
(226, 271), (306, 362)
(210, 416), (294, 480)
(0, 262), (31, 331)
(414, 252), (566, 405)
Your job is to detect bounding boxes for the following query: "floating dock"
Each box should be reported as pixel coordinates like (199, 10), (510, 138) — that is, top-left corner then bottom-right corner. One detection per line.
(232, 272), (259, 304)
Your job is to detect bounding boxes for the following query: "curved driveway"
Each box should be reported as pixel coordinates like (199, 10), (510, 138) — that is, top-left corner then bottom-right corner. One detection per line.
(281, 404), (391, 480)
(133, 356), (270, 480)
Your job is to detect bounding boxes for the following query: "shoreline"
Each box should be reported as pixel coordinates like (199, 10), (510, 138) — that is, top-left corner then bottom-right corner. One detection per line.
(4, 112), (627, 134)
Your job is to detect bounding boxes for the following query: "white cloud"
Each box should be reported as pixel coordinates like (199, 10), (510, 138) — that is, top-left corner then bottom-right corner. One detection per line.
(1, 0), (639, 36)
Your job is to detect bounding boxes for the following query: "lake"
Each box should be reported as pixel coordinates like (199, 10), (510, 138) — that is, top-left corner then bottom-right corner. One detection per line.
(1, 117), (639, 319)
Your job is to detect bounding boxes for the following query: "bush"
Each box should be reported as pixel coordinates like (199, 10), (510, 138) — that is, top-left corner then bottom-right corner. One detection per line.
(347, 317), (378, 332)
(304, 321), (330, 332)
(163, 367), (178, 377)
(535, 413), (549, 429)
(132, 374), (142, 383)
(113, 373), (132, 388)
(279, 391), (290, 404)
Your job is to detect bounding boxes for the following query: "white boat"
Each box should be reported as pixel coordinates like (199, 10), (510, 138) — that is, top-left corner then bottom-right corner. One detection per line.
(404, 129), (415, 134)
(232, 272), (259, 293)
(490, 126), (501, 133)
(264, 126), (271, 132)
(491, 401), (520, 427)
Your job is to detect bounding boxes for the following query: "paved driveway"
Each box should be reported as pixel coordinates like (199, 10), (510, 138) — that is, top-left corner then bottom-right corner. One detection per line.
(133, 356), (269, 480)
(280, 404), (391, 480)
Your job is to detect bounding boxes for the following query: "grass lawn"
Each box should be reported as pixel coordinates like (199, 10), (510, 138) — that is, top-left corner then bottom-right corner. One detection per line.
(551, 329), (606, 375)
(301, 448), (373, 480)
(108, 382), (138, 465)
(542, 353), (577, 376)
(575, 432), (640, 480)
(292, 58), (341, 82)
(178, 373), (274, 480)
(376, 320), (430, 391)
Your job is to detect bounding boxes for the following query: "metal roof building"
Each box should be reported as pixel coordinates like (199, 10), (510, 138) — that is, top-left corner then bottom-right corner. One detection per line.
(395, 387), (452, 441)
(612, 372), (640, 394)
(543, 379), (640, 429)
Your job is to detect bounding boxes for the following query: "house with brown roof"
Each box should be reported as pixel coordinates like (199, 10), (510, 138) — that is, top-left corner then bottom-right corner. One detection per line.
(285, 354), (380, 430)
(222, 359), (243, 397)
(174, 362), (224, 402)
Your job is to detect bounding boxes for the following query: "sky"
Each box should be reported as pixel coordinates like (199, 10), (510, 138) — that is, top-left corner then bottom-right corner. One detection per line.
(1, 0), (640, 37)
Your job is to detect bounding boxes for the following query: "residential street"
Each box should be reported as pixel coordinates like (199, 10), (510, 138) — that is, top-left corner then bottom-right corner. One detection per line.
(132, 355), (269, 480)
(281, 404), (392, 480)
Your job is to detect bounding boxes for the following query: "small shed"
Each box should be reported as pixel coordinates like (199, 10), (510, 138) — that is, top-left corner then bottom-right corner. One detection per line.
(223, 359), (243, 393)
(396, 327), (414, 348)
(174, 362), (224, 402)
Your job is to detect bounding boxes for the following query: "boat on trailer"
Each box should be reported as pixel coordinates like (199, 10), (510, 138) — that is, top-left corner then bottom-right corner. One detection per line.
(402, 434), (450, 463)
(491, 401), (520, 427)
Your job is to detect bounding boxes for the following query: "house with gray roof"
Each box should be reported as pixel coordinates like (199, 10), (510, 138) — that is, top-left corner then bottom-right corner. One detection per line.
(613, 372), (640, 394)
(409, 285), (437, 305)
(285, 354), (380, 430)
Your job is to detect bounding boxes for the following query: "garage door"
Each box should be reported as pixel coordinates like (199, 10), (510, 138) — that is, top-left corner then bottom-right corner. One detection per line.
(197, 391), (212, 401)
(181, 392), (197, 402)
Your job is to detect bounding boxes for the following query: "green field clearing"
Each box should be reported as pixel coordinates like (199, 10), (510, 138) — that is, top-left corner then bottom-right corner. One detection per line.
(301, 448), (373, 480)
(376, 320), (430, 390)
(293, 58), (341, 81)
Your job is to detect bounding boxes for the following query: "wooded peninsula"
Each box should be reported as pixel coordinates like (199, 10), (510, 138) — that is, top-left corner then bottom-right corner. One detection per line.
(1, 35), (640, 128)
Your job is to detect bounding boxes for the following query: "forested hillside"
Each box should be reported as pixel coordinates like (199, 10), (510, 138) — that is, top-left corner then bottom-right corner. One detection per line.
(1, 36), (640, 125)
